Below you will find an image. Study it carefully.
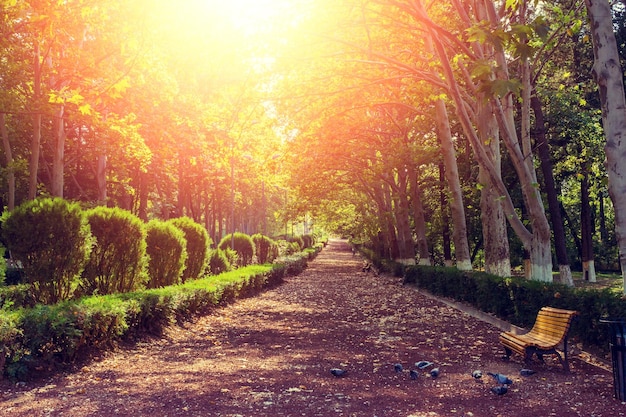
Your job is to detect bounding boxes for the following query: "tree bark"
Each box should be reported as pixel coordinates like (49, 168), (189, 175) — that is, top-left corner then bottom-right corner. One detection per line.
(96, 155), (107, 205)
(435, 98), (471, 270)
(393, 166), (416, 263)
(476, 99), (511, 277)
(585, 0), (626, 292)
(438, 164), (452, 266)
(531, 95), (574, 286)
(51, 105), (65, 197)
(409, 164), (431, 265)
(0, 113), (15, 211)
(581, 162), (597, 282)
(29, 42), (42, 200)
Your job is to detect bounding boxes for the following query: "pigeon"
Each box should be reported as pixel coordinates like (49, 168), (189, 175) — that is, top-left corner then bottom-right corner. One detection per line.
(520, 368), (536, 376)
(487, 372), (513, 385)
(330, 368), (348, 377)
(410, 370), (419, 380)
(491, 386), (508, 395)
(430, 367), (440, 378)
(472, 370), (483, 379)
(415, 361), (434, 369)
(394, 363), (403, 373)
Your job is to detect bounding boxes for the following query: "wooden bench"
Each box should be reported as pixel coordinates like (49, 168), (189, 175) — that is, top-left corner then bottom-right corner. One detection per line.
(499, 307), (578, 371)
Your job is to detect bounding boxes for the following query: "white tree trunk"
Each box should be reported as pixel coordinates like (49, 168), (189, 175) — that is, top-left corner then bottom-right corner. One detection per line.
(476, 99), (511, 277)
(435, 99), (472, 271)
(585, 0), (626, 292)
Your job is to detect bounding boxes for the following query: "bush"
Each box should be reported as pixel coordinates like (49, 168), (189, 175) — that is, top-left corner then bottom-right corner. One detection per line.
(252, 234), (278, 264)
(80, 207), (148, 296)
(218, 233), (255, 266)
(145, 220), (187, 288)
(207, 249), (232, 275)
(288, 236), (305, 251)
(1, 198), (93, 304)
(168, 217), (211, 281)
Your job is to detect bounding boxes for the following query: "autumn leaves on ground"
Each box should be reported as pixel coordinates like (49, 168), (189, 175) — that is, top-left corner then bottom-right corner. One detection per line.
(1, 240), (625, 416)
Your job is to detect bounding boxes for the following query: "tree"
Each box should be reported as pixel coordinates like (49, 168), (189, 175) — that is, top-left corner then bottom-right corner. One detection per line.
(585, 0), (626, 292)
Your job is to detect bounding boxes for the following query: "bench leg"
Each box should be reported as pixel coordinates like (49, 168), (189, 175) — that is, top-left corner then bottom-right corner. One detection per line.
(503, 346), (512, 361)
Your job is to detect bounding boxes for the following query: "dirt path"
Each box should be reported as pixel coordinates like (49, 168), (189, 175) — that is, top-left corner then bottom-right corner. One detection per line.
(1, 239), (624, 416)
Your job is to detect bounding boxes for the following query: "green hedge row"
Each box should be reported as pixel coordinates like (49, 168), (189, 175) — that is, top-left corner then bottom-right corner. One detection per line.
(0, 249), (319, 380)
(403, 265), (626, 354)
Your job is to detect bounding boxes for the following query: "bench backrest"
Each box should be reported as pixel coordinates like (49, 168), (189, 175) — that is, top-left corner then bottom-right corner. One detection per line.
(527, 307), (578, 345)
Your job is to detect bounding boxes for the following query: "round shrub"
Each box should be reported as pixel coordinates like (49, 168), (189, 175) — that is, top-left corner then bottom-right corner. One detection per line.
(145, 219), (187, 288)
(252, 234), (278, 264)
(168, 217), (211, 281)
(80, 206), (148, 295)
(218, 233), (255, 266)
(207, 249), (231, 275)
(0, 197), (93, 304)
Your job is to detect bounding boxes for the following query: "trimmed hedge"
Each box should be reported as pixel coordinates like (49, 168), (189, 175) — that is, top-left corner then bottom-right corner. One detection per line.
(168, 217), (212, 282)
(145, 220), (187, 288)
(403, 265), (626, 353)
(218, 233), (255, 266)
(0, 250), (317, 380)
(1, 198), (94, 304)
(81, 206), (148, 296)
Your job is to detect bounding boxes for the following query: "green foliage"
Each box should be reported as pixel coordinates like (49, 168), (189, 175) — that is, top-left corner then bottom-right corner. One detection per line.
(81, 207), (148, 296)
(288, 236), (305, 251)
(207, 249), (232, 275)
(218, 233), (255, 266)
(403, 265), (626, 353)
(251, 234), (278, 264)
(168, 217), (212, 281)
(145, 220), (187, 288)
(0, 252), (311, 380)
(0, 198), (94, 304)
(0, 284), (36, 309)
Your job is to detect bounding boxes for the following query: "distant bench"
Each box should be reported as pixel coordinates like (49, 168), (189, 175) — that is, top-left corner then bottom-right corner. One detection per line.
(499, 307), (578, 371)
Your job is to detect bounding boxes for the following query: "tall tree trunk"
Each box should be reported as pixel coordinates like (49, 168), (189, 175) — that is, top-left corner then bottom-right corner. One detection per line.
(585, 0), (626, 292)
(0, 113), (15, 211)
(51, 105), (65, 197)
(581, 162), (597, 282)
(438, 164), (452, 266)
(379, 184), (400, 260)
(476, 100), (511, 277)
(29, 42), (42, 200)
(531, 95), (574, 286)
(96, 155), (107, 205)
(409, 165), (431, 265)
(394, 167), (415, 263)
(435, 99), (472, 270)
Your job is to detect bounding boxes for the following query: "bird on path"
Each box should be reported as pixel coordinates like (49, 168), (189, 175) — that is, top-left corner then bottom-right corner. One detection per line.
(430, 367), (440, 378)
(330, 368), (348, 377)
(487, 372), (513, 385)
(471, 370), (482, 379)
(520, 368), (536, 376)
(491, 386), (508, 395)
(394, 363), (403, 373)
(410, 370), (419, 380)
(415, 361), (434, 369)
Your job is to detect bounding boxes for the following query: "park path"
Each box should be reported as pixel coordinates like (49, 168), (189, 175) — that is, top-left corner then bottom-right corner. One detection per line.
(1, 239), (623, 417)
